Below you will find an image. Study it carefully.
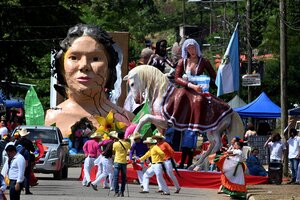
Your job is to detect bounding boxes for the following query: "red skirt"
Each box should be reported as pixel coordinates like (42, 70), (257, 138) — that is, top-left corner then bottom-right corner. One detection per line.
(161, 85), (232, 132)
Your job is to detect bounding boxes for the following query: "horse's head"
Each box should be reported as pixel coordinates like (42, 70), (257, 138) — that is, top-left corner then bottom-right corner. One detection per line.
(124, 65), (169, 105)
(123, 66), (146, 104)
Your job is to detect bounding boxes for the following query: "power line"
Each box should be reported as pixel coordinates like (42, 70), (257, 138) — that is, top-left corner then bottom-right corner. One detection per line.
(0, 38), (64, 42)
(14, 25), (72, 28)
(0, 4), (60, 9)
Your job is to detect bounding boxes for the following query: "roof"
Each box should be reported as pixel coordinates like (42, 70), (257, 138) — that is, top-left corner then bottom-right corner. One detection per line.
(228, 95), (247, 109)
(234, 92), (281, 118)
(288, 107), (300, 116)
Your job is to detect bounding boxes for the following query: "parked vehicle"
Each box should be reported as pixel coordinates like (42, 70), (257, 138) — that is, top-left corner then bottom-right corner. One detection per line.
(12, 125), (69, 180)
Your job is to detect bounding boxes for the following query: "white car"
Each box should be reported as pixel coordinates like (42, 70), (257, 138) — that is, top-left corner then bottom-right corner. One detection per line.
(13, 125), (69, 180)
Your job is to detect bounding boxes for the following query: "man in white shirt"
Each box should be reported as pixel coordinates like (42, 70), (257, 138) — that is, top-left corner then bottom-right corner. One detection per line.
(5, 145), (26, 200)
(264, 133), (286, 162)
(287, 128), (300, 184)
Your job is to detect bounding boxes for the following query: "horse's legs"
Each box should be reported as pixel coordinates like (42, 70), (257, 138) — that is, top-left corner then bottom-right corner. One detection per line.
(134, 114), (168, 134)
(189, 130), (222, 170)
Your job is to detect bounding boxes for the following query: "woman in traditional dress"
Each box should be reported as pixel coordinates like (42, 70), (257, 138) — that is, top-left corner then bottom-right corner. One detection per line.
(216, 140), (247, 199)
(162, 38), (232, 133)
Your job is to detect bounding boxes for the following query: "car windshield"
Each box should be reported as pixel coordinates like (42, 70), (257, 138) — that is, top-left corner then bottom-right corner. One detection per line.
(27, 129), (58, 144)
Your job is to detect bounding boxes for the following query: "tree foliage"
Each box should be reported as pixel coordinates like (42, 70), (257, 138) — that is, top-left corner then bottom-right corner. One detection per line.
(0, 0), (299, 111)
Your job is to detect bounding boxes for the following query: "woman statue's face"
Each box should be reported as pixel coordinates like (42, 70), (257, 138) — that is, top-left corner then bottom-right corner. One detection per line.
(187, 45), (197, 58)
(64, 36), (109, 95)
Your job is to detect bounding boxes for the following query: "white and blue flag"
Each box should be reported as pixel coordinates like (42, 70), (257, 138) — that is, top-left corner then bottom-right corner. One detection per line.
(215, 23), (240, 96)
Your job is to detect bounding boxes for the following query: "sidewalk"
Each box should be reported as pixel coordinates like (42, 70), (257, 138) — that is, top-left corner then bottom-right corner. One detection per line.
(247, 183), (300, 200)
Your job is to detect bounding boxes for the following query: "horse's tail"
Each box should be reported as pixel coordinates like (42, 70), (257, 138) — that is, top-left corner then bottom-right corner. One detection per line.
(227, 111), (244, 141)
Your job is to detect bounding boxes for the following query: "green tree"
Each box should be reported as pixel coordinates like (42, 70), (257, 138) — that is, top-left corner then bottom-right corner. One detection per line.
(0, 0), (82, 109)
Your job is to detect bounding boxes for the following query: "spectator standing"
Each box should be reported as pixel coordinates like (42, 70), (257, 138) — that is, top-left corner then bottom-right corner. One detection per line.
(129, 132), (148, 188)
(137, 48), (153, 66)
(287, 128), (300, 184)
(264, 133), (286, 163)
(14, 128), (35, 195)
(5, 145), (26, 200)
(0, 174), (7, 200)
(246, 148), (267, 176)
(0, 134), (10, 167)
(0, 120), (8, 139)
(112, 131), (130, 197)
(82, 132), (102, 187)
(178, 130), (198, 169)
(244, 122), (257, 142)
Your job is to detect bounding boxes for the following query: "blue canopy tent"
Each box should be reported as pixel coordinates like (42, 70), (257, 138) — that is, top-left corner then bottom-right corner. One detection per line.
(234, 92), (281, 118)
(288, 107), (300, 116)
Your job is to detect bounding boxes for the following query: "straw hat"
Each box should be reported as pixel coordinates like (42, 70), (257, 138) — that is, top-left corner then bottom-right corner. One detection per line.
(109, 131), (118, 139)
(19, 128), (30, 137)
(132, 132), (142, 140)
(151, 132), (165, 140)
(143, 137), (157, 144)
(90, 132), (102, 139)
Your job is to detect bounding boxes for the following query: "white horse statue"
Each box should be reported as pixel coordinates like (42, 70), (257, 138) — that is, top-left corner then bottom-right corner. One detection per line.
(124, 65), (244, 170)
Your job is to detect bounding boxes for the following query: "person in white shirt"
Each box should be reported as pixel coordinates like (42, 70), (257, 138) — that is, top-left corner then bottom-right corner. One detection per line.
(264, 133), (286, 162)
(287, 128), (300, 184)
(5, 145), (26, 200)
(0, 120), (8, 139)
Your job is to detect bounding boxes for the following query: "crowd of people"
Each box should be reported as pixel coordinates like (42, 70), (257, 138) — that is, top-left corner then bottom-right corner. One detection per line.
(81, 130), (181, 197)
(0, 128), (39, 200)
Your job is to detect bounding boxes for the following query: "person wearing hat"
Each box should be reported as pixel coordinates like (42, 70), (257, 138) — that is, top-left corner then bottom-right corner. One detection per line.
(112, 131), (130, 197)
(153, 132), (181, 194)
(14, 128), (35, 195)
(138, 137), (170, 195)
(129, 132), (148, 187)
(91, 131), (118, 191)
(82, 132), (102, 187)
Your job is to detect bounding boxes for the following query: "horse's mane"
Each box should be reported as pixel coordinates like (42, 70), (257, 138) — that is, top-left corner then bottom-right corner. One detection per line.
(129, 65), (170, 101)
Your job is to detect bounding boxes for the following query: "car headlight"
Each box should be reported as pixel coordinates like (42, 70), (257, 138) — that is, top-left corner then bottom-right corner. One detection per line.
(49, 150), (58, 159)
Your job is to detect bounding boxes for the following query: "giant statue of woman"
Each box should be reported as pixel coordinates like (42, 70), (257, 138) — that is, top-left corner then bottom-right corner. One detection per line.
(45, 24), (134, 137)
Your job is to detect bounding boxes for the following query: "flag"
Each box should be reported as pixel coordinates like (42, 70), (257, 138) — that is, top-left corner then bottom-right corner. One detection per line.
(25, 86), (44, 125)
(215, 23), (240, 96)
(132, 99), (153, 138)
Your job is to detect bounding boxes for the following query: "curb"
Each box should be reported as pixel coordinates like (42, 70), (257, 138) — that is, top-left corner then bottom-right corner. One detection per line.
(247, 193), (255, 200)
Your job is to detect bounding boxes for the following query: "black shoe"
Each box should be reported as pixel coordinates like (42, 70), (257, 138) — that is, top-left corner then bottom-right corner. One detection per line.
(91, 183), (97, 191)
(87, 181), (91, 187)
(114, 192), (119, 197)
(25, 192), (33, 195)
(120, 192), (124, 197)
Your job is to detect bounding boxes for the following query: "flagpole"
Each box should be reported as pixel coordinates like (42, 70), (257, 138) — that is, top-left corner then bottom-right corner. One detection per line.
(246, 0), (252, 104)
(234, 2), (241, 98)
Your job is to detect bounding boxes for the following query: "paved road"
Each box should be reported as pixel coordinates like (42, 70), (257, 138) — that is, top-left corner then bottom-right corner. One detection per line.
(16, 167), (230, 200)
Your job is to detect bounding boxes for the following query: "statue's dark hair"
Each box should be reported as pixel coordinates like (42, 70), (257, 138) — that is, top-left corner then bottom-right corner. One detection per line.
(54, 24), (118, 96)
(155, 39), (167, 56)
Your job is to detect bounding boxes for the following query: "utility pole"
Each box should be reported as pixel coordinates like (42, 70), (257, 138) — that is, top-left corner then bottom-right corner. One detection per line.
(246, 0), (252, 104)
(280, 0), (288, 176)
(183, 0), (186, 26)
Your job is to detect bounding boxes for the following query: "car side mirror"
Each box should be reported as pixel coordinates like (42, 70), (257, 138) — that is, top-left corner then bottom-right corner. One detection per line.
(62, 139), (69, 146)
